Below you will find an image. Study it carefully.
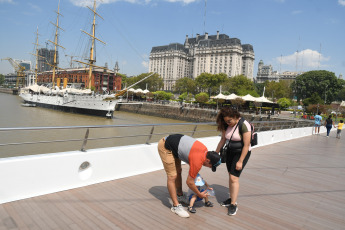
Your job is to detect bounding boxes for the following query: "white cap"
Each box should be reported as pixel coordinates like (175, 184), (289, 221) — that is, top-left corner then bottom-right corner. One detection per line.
(194, 173), (205, 186)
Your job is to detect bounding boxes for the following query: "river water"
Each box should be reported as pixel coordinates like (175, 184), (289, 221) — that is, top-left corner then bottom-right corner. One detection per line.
(0, 93), (218, 158)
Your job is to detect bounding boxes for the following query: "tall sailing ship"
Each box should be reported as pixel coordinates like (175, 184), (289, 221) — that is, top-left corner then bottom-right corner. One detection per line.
(20, 0), (145, 118)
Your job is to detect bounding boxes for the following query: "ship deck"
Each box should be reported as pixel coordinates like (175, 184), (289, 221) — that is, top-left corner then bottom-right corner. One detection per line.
(1, 130), (345, 230)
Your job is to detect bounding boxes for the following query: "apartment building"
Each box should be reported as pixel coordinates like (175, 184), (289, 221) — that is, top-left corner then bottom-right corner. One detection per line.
(149, 31), (255, 91)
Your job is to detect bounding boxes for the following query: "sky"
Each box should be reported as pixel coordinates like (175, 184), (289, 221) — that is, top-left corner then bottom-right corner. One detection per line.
(0, 0), (344, 79)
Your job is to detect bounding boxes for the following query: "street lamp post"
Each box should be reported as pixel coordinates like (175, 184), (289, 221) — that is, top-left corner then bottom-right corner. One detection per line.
(324, 85), (328, 104)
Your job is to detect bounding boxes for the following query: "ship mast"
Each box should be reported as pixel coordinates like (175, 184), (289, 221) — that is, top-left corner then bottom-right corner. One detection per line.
(33, 27), (40, 84)
(48, 0), (65, 88)
(79, 0), (106, 89)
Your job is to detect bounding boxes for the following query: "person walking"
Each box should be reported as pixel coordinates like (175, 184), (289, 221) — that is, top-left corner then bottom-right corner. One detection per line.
(336, 120), (344, 139)
(324, 115), (336, 137)
(157, 134), (221, 218)
(215, 107), (252, 216)
(314, 112), (322, 135)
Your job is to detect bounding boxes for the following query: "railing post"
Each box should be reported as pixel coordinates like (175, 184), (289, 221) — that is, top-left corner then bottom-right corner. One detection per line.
(191, 125), (197, 137)
(80, 128), (89, 152)
(146, 126), (155, 144)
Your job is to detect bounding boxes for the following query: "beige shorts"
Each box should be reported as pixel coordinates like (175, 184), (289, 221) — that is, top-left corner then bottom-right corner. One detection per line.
(158, 138), (181, 177)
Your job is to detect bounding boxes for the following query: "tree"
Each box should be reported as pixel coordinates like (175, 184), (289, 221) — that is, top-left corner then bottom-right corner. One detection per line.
(195, 73), (227, 96)
(302, 92), (323, 106)
(231, 97), (246, 110)
(195, 92), (209, 103)
(291, 70), (343, 104)
(277, 98), (292, 109)
(178, 92), (193, 102)
(254, 82), (265, 97)
(265, 80), (293, 100)
(154, 91), (174, 100)
(0, 74), (4, 85)
(174, 77), (197, 94)
(125, 73), (163, 92)
(131, 73), (163, 92)
(337, 87), (345, 101)
(222, 75), (255, 95)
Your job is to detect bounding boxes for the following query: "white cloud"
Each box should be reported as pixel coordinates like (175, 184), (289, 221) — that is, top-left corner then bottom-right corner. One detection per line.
(339, 0), (345, 6)
(275, 49), (330, 71)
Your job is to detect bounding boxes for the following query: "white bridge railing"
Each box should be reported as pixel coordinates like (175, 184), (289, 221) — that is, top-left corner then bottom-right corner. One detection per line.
(0, 120), (320, 204)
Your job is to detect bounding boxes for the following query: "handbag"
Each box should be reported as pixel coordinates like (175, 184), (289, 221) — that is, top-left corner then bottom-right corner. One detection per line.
(220, 122), (239, 163)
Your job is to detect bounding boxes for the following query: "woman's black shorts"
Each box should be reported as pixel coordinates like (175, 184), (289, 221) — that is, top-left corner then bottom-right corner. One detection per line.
(226, 149), (251, 177)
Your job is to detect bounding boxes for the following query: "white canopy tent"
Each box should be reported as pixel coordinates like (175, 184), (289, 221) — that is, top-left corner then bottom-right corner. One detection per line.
(254, 96), (274, 103)
(241, 94), (257, 102)
(226, 93), (240, 100)
(212, 93), (275, 104)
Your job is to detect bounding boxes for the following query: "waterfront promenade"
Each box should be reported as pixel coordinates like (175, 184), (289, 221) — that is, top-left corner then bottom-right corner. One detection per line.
(1, 130), (344, 230)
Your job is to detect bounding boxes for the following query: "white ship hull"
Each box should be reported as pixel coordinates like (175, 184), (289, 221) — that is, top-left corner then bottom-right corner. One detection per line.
(20, 92), (119, 117)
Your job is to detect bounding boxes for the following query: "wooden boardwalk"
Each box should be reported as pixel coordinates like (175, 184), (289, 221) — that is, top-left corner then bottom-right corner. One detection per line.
(1, 130), (345, 230)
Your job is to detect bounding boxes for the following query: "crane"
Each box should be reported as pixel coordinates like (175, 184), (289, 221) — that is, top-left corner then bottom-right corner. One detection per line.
(1, 57), (26, 88)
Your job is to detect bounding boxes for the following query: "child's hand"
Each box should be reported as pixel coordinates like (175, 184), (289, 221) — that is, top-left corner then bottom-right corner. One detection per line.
(207, 187), (213, 191)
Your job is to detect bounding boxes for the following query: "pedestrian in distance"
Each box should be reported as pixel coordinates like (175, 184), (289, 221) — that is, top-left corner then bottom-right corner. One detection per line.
(313, 112), (322, 135)
(157, 134), (221, 218)
(336, 120), (344, 139)
(215, 107), (252, 216)
(187, 173), (214, 214)
(324, 115), (336, 137)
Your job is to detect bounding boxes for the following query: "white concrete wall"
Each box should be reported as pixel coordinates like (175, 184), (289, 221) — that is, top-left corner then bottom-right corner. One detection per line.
(0, 125), (327, 204)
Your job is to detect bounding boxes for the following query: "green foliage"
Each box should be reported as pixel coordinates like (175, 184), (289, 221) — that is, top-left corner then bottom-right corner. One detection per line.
(195, 92), (209, 103)
(174, 77), (197, 94)
(154, 91), (174, 100)
(231, 97), (246, 110)
(0, 74), (4, 85)
(336, 83), (345, 101)
(222, 75), (255, 95)
(178, 92), (193, 101)
(195, 73), (227, 95)
(126, 73), (163, 92)
(306, 104), (329, 114)
(302, 92), (323, 106)
(237, 88), (259, 97)
(277, 97), (292, 109)
(265, 80), (293, 100)
(254, 82), (265, 96)
(291, 70), (342, 104)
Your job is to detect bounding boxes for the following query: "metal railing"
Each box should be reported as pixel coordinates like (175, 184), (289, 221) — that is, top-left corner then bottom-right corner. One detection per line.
(0, 120), (313, 157)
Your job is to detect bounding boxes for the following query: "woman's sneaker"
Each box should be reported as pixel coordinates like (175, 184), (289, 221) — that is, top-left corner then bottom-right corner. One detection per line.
(220, 198), (231, 207)
(171, 204), (190, 218)
(228, 204), (238, 216)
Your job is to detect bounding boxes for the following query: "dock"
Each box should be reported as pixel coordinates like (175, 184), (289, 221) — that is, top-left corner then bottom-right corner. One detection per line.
(1, 130), (344, 229)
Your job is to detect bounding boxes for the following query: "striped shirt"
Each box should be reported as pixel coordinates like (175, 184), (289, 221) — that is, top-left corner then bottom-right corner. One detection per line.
(165, 134), (208, 179)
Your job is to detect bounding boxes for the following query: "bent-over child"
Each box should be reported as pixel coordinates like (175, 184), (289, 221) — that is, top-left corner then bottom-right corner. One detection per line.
(187, 173), (214, 213)
(336, 120), (344, 139)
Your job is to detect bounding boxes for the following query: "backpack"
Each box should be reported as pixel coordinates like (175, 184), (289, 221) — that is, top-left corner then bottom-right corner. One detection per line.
(238, 117), (258, 146)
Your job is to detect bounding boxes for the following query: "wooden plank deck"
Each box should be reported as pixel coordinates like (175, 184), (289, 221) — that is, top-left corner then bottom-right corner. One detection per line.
(1, 130), (345, 230)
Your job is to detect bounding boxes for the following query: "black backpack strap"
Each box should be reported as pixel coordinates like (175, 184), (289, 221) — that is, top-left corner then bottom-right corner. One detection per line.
(238, 117), (245, 145)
